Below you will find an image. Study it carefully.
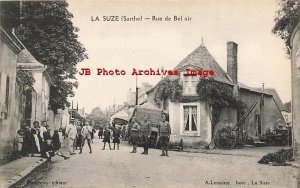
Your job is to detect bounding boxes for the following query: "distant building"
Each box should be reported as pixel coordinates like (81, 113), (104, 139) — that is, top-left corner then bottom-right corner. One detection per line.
(291, 16), (300, 159)
(78, 108), (86, 118)
(126, 82), (153, 106)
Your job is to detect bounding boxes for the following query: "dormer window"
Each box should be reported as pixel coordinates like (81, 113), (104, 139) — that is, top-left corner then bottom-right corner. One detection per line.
(182, 73), (198, 96)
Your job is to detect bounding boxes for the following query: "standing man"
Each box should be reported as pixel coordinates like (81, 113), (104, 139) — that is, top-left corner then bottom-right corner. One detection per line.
(112, 126), (121, 150)
(140, 115), (151, 155)
(39, 121), (47, 142)
(75, 123), (83, 150)
(130, 117), (140, 153)
(98, 125), (104, 139)
(66, 121), (77, 155)
(158, 114), (171, 157)
(80, 122), (93, 154)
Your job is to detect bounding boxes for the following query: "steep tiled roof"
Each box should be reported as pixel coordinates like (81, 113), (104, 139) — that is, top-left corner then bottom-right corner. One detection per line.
(17, 49), (44, 68)
(146, 44), (233, 94)
(262, 88), (286, 111)
(174, 44), (232, 84)
(240, 83), (286, 111)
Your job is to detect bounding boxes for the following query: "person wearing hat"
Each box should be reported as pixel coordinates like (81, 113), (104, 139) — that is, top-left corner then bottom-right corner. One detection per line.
(66, 121), (77, 155)
(80, 122), (93, 154)
(158, 114), (171, 157)
(140, 115), (151, 155)
(130, 117), (140, 153)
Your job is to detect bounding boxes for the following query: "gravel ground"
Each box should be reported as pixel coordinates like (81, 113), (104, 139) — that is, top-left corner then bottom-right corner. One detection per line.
(19, 139), (298, 188)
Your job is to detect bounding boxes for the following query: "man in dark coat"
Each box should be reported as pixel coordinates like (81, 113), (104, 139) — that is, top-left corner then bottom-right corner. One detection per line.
(140, 115), (151, 155)
(130, 117), (140, 153)
(22, 126), (32, 156)
(102, 126), (112, 150)
(158, 114), (171, 157)
(98, 126), (104, 139)
(112, 126), (121, 150)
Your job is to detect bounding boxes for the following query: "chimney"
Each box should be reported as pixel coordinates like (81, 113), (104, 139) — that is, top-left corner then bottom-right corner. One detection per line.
(227, 41), (238, 84)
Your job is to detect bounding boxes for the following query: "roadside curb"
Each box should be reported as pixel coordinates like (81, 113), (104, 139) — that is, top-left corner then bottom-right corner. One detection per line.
(7, 158), (48, 188)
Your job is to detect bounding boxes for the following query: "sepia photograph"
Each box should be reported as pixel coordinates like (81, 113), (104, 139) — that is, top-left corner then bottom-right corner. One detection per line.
(0, 0), (299, 187)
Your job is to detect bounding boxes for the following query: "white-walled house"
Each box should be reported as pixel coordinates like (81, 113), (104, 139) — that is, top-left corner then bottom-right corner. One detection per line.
(147, 42), (285, 147)
(0, 27), (25, 158)
(17, 49), (53, 127)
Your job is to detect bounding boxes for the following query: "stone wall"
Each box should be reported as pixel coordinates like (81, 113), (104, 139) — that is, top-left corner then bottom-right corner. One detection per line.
(0, 32), (22, 159)
(291, 17), (300, 159)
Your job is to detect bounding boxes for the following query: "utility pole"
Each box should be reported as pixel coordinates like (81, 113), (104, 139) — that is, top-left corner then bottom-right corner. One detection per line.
(114, 98), (116, 113)
(135, 75), (139, 106)
(260, 83), (265, 136)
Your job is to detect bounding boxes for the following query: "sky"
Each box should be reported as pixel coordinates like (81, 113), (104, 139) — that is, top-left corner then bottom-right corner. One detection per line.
(67, 0), (291, 114)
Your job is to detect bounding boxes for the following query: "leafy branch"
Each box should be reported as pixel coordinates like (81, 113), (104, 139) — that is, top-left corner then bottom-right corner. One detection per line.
(272, 0), (300, 50)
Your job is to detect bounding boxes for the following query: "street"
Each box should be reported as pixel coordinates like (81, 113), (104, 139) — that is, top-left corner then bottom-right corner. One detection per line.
(18, 138), (298, 188)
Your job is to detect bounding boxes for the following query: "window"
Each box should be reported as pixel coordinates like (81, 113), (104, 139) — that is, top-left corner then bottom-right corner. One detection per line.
(180, 102), (201, 136)
(182, 75), (197, 95)
(184, 106), (198, 131)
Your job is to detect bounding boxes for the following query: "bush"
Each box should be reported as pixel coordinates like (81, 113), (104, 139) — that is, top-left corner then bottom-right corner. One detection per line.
(258, 148), (293, 165)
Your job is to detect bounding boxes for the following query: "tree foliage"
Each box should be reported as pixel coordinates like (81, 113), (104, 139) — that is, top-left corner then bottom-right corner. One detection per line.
(153, 77), (246, 129)
(196, 78), (246, 127)
(272, 0), (300, 49)
(153, 78), (182, 105)
(86, 107), (108, 126)
(14, 1), (88, 113)
(16, 68), (35, 88)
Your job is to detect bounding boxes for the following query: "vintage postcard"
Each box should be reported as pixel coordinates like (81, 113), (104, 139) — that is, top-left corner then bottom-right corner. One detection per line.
(0, 0), (299, 188)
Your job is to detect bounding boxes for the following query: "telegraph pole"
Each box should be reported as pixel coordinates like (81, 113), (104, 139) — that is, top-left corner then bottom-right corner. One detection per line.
(260, 83), (265, 136)
(135, 75), (138, 106)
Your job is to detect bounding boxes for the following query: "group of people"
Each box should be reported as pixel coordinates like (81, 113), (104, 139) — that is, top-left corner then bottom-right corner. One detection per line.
(129, 114), (171, 157)
(65, 121), (95, 154)
(15, 121), (70, 161)
(14, 114), (171, 161)
(99, 125), (122, 150)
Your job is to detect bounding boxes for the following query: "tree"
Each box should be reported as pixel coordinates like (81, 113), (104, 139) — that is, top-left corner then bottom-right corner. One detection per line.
(14, 1), (88, 113)
(86, 107), (109, 127)
(272, 0), (300, 51)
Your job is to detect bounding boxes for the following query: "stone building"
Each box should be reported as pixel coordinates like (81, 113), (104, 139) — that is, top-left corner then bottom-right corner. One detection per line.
(147, 41), (285, 147)
(291, 16), (300, 159)
(0, 27), (25, 158)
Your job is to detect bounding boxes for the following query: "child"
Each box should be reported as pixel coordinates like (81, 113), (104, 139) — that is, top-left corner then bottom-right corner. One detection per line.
(58, 128), (63, 147)
(15, 129), (24, 158)
(112, 126), (121, 150)
(101, 126), (112, 150)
